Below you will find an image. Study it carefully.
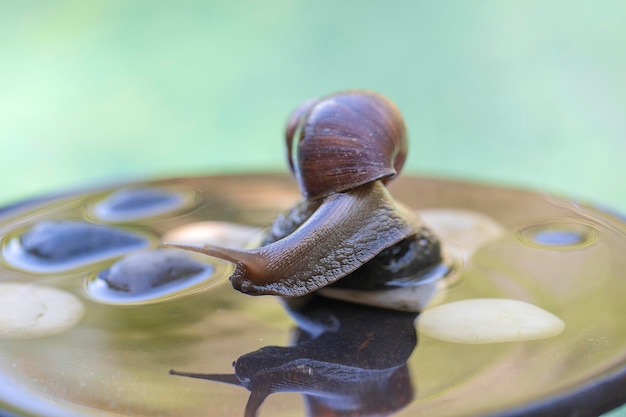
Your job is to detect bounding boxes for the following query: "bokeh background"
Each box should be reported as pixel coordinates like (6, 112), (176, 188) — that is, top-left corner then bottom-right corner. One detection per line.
(0, 1), (624, 415)
(1, 1), (625, 212)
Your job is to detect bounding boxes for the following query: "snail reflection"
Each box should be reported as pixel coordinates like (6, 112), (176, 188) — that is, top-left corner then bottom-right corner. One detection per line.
(171, 295), (420, 417)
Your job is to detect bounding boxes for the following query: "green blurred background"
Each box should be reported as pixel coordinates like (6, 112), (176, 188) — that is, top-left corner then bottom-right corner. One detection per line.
(0, 1), (625, 415)
(1, 1), (625, 212)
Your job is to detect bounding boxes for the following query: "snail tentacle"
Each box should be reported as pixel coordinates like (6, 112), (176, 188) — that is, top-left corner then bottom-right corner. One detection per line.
(168, 370), (242, 387)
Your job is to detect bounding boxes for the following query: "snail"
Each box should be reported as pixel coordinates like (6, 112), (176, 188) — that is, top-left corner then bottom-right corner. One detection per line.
(165, 91), (442, 297)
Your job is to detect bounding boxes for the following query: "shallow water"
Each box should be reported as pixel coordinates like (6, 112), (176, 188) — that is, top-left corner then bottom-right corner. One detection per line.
(0, 174), (624, 417)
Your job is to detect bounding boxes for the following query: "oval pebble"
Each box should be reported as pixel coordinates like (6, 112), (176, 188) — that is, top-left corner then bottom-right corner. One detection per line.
(162, 221), (262, 249)
(87, 249), (216, 304)
(93, 187), (187, 222)
(0, 283), (84, 339)
(418, 209), (505, 255)
(4, 220), (150, 273)
(417, 298), (565, 344)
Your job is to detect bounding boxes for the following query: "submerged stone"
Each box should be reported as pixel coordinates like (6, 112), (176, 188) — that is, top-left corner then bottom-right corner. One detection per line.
(89, 250), (214, 303)
(93, 187), (186, 222)
(6, 221), (149, 272)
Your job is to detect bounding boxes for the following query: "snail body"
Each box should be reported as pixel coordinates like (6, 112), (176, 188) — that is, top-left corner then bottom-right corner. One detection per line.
(168, 181), (422, 296)
(166, 91), (442, 299)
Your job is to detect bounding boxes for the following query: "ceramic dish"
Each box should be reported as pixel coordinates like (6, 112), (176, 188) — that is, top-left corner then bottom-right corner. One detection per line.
(0, 174), (624, 417)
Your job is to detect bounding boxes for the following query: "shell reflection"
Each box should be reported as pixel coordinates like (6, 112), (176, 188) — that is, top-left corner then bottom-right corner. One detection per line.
(86, 249), (231, 305)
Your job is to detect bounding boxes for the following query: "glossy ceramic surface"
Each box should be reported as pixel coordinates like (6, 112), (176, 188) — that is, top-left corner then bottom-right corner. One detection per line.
(0, 174), (624, 417)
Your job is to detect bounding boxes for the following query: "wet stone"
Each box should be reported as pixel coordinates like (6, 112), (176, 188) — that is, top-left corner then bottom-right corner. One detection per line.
(0, 283), (85, 339)
(6, 221), (149, 272)
(93, 187), (186, 222)
(417, 298), (565, 344)
(517, 221), (596, 250)
(89, 250), (213, 303)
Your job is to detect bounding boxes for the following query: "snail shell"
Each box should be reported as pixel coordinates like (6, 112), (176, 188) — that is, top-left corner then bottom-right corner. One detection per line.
(286, 90), (408, 200)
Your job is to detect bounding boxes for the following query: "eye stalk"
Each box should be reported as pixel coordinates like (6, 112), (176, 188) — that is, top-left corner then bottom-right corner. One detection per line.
(165, 91), (441, 300)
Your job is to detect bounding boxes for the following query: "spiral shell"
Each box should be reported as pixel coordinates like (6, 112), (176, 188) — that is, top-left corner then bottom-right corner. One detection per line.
(286, 91), (408, 200)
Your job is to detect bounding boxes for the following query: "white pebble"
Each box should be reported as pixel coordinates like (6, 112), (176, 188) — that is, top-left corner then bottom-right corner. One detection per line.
(162, 221), (262, 249)
(418, 298), (565, 344)
(418, 209), (505, 256)
(0, 283), (85, 339)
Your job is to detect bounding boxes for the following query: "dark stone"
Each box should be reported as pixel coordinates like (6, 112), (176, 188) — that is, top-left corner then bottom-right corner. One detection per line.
(98, 250), (207, 293)
(20, 221), (147, 262)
